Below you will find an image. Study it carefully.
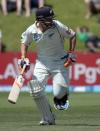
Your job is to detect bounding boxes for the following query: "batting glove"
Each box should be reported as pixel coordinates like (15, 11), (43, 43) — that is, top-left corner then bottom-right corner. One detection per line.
(18, 58), (30, 72)
(61, 51), (77, 68)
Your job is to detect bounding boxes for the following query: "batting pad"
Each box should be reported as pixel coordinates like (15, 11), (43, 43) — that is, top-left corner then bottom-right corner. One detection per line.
(28, 80), (55, 123)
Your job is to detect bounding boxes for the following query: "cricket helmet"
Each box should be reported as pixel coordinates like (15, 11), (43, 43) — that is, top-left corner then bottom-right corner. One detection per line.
(36, 6), (55, 21)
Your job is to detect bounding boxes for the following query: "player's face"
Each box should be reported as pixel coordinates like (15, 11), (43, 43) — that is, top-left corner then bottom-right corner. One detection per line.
(36, 19), (53, 32)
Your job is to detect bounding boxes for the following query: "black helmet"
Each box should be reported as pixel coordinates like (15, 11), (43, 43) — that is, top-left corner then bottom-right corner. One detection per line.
(36, 6), (55, 21)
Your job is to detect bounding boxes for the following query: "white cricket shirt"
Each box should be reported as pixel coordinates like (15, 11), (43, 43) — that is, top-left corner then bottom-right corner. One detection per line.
(21, 20), (75, 61)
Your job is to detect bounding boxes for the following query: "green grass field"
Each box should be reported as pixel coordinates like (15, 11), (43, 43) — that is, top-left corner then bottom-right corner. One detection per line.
(0, 0), (100, 51)
(0, 93), (100, 131)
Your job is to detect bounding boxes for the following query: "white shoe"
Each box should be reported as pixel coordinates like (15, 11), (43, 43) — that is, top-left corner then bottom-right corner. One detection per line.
(54, 100), (70, 110)
(40, 120), (50, 125)
(39, 116), (55, 125)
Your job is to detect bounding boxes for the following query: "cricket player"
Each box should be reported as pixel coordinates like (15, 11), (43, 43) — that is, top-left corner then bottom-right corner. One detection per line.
(19, 6), (76, 125)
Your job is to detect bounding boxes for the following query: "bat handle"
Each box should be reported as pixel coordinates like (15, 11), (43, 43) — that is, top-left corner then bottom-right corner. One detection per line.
(20, 64), (27, 75)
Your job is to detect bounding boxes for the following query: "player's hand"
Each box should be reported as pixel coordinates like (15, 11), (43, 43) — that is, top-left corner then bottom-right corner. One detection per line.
(61, 51), (77, 68)
(18, 58), (30, 72)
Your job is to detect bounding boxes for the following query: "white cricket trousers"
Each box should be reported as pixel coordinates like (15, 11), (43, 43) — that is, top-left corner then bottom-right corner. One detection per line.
(33, 59), (70, 98)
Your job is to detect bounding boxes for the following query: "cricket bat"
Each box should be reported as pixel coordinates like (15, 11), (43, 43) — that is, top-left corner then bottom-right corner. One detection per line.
(8, 65), (26, 104)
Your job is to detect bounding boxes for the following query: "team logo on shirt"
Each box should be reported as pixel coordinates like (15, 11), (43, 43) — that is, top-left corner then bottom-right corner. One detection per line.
(33, 33), (42, 42)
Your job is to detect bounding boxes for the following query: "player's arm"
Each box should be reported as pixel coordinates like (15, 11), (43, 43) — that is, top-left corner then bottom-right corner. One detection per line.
(21, 43), (28, 59)
(64, 31), (76, 67)
(69, 33), (76, 52)
(20, 25), (33, 59)
(56, 21), (77, 67)
(18, 43), (30, 72)
(20, 28), (32, 59)
(18, 28), (32, 70)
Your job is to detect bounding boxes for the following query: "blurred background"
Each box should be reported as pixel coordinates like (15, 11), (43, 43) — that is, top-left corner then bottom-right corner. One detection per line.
(0, 0), (100, 51)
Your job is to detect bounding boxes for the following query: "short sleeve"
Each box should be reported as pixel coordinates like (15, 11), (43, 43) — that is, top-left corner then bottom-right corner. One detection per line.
(54, 20), (76, 38)
(21, 26), (33, 45)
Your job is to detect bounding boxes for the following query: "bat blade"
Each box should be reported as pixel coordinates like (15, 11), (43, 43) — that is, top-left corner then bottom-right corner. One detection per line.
(8, 75), (25, 104)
